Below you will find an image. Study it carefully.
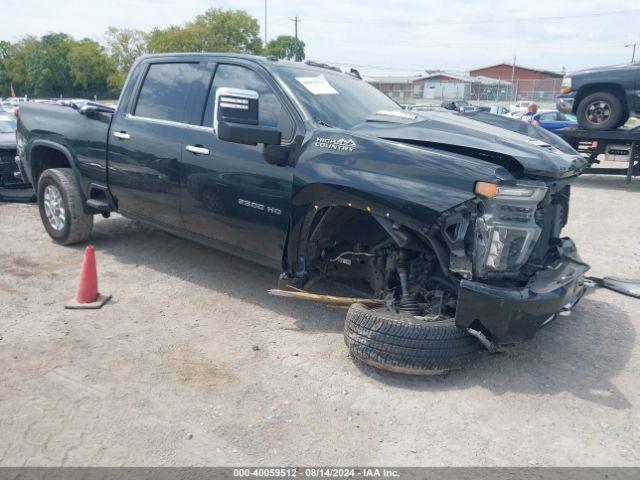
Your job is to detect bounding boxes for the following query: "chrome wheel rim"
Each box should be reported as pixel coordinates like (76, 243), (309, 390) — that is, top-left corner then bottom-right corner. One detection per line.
(586, 100), (611, 124)
(43, 185), (66, 231)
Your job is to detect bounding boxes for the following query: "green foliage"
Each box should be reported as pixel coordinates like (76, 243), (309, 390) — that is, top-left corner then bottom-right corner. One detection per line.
(147, 25), (202, 53)
(147, 8), (263, 55)
(68, 39), (116, 96)
(104, 27), (148, 72)
(0, 34), (117, 98)
(190, 8), (263, 54)
(265, 35), (305, 61)
(0, 8), (274, 99)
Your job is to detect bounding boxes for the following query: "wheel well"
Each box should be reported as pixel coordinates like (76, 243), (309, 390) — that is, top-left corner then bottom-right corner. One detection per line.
(30, 146), (71, 185)
(305, 207), (389, 264)
(574, 83), (628, 114)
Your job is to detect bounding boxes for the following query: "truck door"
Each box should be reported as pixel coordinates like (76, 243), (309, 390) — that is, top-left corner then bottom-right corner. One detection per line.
(179, 61), (296, 268)
(108, 61), (203, 227)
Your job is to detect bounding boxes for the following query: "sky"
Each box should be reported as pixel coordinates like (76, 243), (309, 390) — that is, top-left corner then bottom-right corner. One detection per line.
(1, 0), (639, 76)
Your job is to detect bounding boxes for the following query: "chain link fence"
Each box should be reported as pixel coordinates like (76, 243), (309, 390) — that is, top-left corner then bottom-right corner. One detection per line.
(369, 77), (563, 109)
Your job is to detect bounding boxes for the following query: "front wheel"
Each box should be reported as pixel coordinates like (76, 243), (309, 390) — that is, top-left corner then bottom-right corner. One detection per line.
(576, 92), (627, 130)
(344, 303), (479, 375)
(38, 168), (93, 245)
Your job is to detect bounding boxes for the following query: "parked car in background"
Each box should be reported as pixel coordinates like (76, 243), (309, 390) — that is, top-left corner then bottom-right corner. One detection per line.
(533, 110), (578, 133)
(506, 110), (526, 119)
(486, 105), (510, 115)
(441, 99), (470, 111)
(0, 111), (19, 186)
(509, 100), (532, 111)
(1, 97), (28, 117)
(556, 62), (640, 130)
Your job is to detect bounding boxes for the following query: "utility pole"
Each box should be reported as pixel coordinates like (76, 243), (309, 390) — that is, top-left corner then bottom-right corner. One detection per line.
(511, 55), (516, 102)
(264, 0), (267, 46)
(290, 16), (301, 40)
(626, 43), (637, 62)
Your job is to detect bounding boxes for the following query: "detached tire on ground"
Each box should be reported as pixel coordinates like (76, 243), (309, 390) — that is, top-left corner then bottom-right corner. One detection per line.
(576, 91), (626, 130)
(37, 168), (93, 245)
(344, 303), (479, 375)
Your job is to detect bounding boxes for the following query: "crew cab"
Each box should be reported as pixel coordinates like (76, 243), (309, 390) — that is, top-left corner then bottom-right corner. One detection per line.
(18, 53), (590, 374)
(557, 62), (640, 130)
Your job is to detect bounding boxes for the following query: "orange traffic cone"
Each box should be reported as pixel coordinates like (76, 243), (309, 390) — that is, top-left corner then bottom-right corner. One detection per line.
(65, 246), (111, 309)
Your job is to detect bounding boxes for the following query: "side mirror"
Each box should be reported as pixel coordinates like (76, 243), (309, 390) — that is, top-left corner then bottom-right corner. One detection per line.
(214, 87), (281, 146)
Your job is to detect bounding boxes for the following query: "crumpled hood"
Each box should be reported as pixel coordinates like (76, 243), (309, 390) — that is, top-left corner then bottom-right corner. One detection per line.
(352, 111), (587, 179)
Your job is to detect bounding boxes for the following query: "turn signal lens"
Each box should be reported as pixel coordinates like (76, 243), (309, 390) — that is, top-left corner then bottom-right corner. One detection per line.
(561, 86), (572, 94)
(475, 182), (499, 198)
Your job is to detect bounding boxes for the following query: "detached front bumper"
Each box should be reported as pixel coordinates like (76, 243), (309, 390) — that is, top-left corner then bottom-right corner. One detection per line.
(455, 238), (588, 344)
(556, 93), (576, 114)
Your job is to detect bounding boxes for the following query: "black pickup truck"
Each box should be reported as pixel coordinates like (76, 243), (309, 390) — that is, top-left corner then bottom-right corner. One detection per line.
(556, 62), (640, 130)
(18, 53), (590, 374)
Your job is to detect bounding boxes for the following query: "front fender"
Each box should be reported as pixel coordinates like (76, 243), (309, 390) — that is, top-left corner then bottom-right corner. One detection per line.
(284, 132), (510, 273)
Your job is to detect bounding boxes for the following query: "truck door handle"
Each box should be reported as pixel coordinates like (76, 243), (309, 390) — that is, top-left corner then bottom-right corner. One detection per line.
(185, 145), (210, 155)
(113, 131), (131, 140)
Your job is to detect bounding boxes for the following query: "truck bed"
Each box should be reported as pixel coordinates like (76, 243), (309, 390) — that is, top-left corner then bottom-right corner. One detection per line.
(19, 102), (114, 193)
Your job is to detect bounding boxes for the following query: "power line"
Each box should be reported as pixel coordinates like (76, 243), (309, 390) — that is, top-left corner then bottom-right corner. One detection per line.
(290, 8), (640, 27)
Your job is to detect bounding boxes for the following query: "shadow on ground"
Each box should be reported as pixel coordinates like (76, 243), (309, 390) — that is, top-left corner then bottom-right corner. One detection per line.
(83, 215), (634, 409)
(85, 216), (346, 334)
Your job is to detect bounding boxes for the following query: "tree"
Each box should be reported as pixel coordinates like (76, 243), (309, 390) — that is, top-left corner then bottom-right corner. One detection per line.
(104, 27), (148, 73)
(4, 36), (46, 96)
(68, 39), (116, 97)
(147, 25), (202, 53)
(37, 33), (74, 96)
(188, 8), (263, 54)
(0, 40), (10, 97)
(265, 35), (305, 61)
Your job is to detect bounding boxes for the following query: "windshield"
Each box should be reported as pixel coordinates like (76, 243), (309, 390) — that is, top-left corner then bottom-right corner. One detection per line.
(0, 115), (16, 133)
(276, 64), (403, 129)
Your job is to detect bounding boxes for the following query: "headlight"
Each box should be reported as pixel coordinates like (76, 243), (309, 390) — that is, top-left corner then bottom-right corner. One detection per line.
(475, 181), (547, 200)
(561, 77), (572, 94)
(473, 181), (547, 277)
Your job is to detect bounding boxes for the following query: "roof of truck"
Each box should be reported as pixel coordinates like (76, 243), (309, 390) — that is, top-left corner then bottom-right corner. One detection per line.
(136, 53), (354, 77)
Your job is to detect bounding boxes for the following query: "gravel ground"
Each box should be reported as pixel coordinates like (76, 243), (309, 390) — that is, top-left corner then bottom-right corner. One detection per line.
(1, 174), (639, 467)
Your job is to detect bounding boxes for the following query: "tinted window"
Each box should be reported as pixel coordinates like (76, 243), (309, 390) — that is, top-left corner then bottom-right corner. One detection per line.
(203, 64), (292, 138)
(135, 63), (201, 122)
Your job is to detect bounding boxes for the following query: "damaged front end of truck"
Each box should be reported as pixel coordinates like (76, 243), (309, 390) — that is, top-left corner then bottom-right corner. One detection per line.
(286, 113), (590, 352)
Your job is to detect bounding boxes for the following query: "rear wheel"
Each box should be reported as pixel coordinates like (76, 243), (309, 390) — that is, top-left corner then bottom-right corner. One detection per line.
(344, 303), (479, 375)
(576, 91), (626, 130)
(38, 168), (93, 245)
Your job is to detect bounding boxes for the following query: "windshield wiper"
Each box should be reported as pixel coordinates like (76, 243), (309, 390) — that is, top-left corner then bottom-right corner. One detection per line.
(365, 110), (418, 122)
(314, 117), (335, 128)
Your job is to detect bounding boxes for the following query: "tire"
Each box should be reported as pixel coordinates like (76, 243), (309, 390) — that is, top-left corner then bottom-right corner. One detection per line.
(344, 303), (479, 375)
(576, 91), (626, 131)
(38, 168), (93, 245)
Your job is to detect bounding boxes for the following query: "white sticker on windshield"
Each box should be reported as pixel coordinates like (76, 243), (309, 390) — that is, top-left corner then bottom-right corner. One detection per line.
(295, 74), (339, 95)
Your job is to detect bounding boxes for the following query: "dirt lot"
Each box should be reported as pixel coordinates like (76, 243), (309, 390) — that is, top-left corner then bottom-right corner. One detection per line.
(1, 174), (639, 466)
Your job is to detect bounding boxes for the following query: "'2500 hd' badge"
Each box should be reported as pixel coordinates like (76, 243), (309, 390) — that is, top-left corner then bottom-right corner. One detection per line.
(315, 137), (357, 152)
